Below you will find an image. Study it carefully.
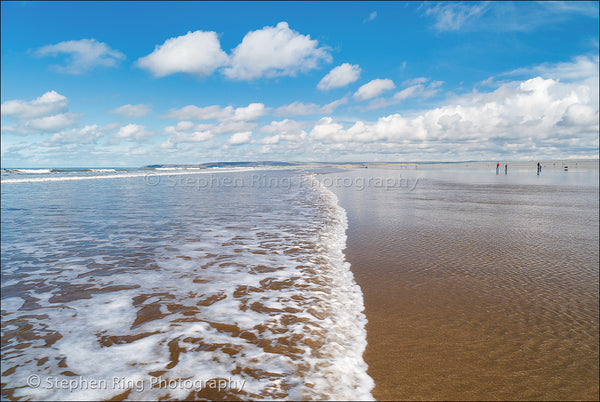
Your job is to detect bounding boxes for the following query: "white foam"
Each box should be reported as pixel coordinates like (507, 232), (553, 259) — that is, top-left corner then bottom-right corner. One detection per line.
(1, 297), (25, 312)
(1, 170), (374, 400)
(0, 167), (286, 184)
(10, 169), (53, 174)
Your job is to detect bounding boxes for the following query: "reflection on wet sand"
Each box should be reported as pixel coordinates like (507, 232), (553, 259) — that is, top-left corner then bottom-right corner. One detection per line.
(329, 167), (599, 401)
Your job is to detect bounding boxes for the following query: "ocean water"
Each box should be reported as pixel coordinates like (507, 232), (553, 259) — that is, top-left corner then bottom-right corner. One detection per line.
(1, 168), (374, 400)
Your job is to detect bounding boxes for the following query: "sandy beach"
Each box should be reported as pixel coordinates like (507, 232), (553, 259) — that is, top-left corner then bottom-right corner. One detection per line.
(325, 163), (599, 400)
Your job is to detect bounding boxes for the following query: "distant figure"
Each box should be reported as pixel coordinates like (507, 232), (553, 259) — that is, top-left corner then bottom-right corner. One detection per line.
(496, 162), (500, 175)
(537, 162), (542, 175)
(504, 163), (508, 175)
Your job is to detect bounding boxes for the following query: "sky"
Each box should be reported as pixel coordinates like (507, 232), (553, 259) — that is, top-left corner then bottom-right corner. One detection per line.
(1, 1), (599, 167)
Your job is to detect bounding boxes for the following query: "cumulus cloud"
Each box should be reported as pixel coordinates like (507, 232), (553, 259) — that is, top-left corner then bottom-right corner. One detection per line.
(164, 105), (234, 121)
(303, 73), (598, 160)
(1, 91), (79, 134)
(161, 116), (260, 148)
(1, 91), (68, 119)
(109, 104), (152, 118)
(114, 124), (152, 140)
(223, 22), (331, 80)
(26, 113), (79, 133)
(258, 119), (308, 145)
(164, 102), (266, 123)
(252, 56), (598, 161)
(213, 120), (257, 135)
(170, 130), (213, 143)
(45, 124), (116, 145)
(309, 117), (345, 141)
(161, 121), (214, 149)
(260, 119), (305, 134)
(274, 101), (321, 116)
(353, 79), (396, 101)
(317, 63), (361, 90)
(505, 54), (599, 83)
(227, 131), (252, 145)
(137, 31), (228, 77)
(35, 39), (125, 74)
(232, 103), (266, 121)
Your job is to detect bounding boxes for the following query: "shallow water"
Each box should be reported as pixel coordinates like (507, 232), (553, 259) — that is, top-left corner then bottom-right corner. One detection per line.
(1, 168), (373, 400)
(327, 167), (599, 400)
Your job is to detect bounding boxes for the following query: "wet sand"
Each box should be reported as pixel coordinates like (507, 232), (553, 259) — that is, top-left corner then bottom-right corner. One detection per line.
(326, 165), (599, 400)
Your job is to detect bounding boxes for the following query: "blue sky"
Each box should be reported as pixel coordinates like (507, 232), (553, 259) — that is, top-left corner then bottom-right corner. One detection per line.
(1, 1), (598, 167)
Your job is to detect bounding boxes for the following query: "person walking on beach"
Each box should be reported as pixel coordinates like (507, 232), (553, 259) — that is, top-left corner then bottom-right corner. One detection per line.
(496, 162), (500, 175)
(537, 162), (542, 175)
(505, 163), (508, 175)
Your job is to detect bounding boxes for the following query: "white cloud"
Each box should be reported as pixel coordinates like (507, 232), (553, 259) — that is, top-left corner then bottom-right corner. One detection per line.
(395, 80), (443, 101)
(304, 72), (598, 160)
(322, 97), (349, 114)
(164, 102), (265, 123)
(364, 11), (377, 23)
(1, 91), (68, 119)
(259, 119), (308, 145)
(162, 117), (259, 148)
(115, 124), (152, 140)
(256, 119), (308, 148)
(232, 103), (266, 121)
(539, 1), (600, 18)
(164, 105), (234, 121)
(109, 104), (152, 118)
(227, 131), (252, 145)
(137, 31), (228, 77)
(46, 124), (115, 145)
(318, 63), (361, 90)
(223, 21), (331, 80)
(393, 85), (423, 101)
(274, 101), (321, 116)
(275, 98), (348, 116)
(1, 91), (78, 134)
(162, 121), (214, 147)
(364, 80), (443, 110)
(253, 56), (599, 161)
(35, 39), (125, 74)
(26, 113), (79, 133)
(423, 2), (489, 31)
(213, 120), (257, 135)
(175, 121), (195, 131)
(422, 2), (598, 33)
(257, 135), (281, 145)
(403, 77), (429, 86)
(171, 130), (213, 143)
(309, 117), (345, 141)
(353, 79), (396, 101)
(260, 119), (305, 135)
(505, 54), (599, 82)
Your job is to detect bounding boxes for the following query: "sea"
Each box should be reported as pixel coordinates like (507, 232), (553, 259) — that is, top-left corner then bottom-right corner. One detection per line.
(1, 167), (374, 400)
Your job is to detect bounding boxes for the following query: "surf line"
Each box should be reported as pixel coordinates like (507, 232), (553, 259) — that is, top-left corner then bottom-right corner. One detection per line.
(303, 173), (375, 400)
